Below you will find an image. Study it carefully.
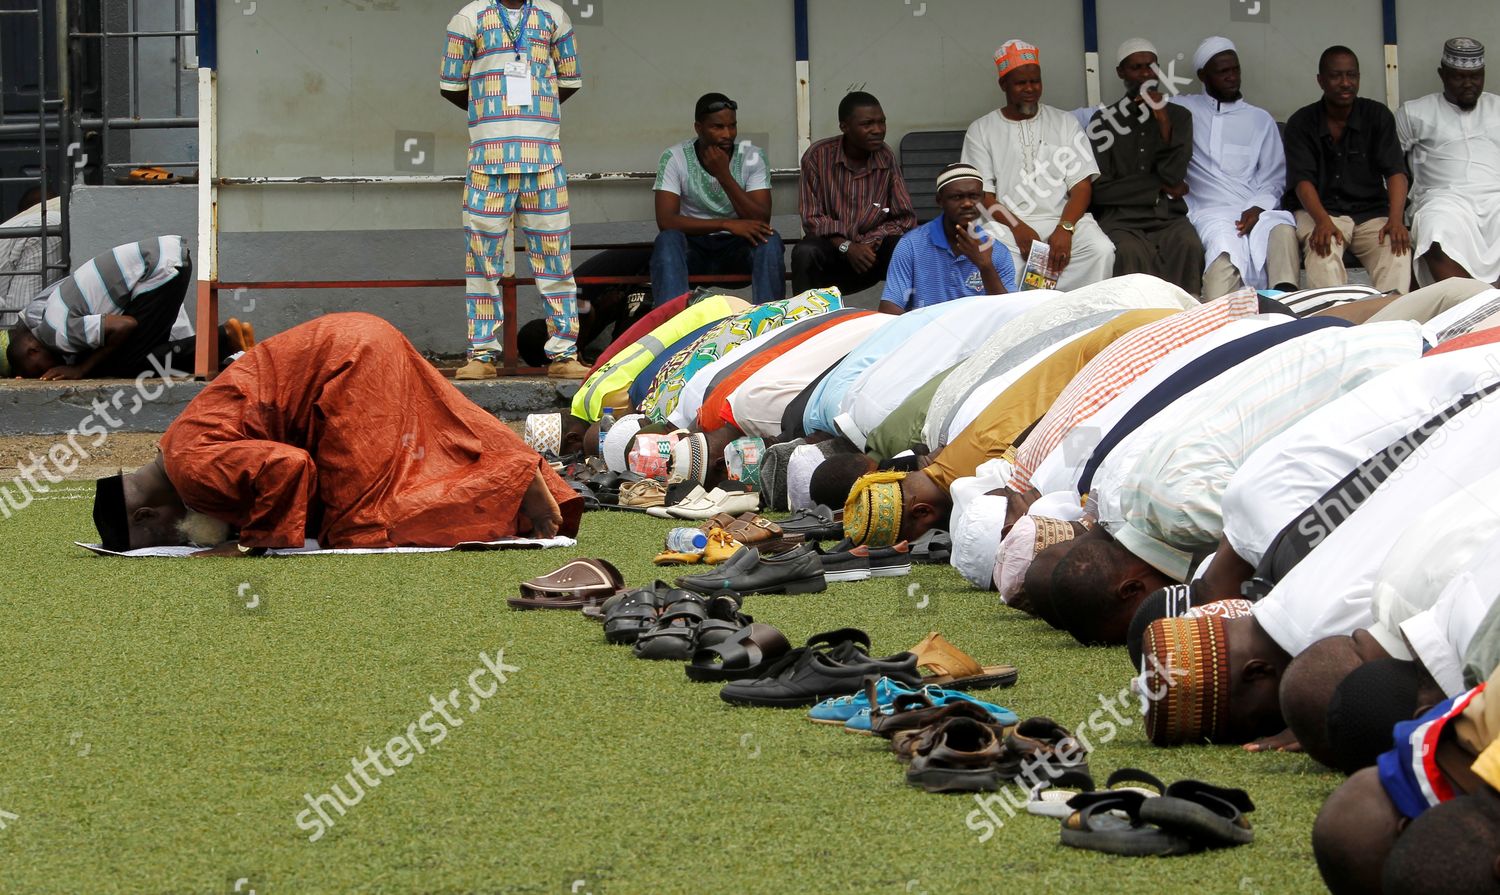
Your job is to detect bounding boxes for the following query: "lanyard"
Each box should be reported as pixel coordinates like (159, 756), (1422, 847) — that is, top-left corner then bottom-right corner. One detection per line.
(495, 1), (531, 61)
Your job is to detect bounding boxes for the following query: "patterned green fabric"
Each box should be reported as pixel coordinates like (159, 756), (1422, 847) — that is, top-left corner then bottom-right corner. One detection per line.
(570, 295), (744, 423)
(639, 289), (841, 423)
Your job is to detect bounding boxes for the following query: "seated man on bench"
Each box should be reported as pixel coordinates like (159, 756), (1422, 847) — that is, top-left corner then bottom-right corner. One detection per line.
(650, 92), (785, 307)
(91, 312), (582, 553)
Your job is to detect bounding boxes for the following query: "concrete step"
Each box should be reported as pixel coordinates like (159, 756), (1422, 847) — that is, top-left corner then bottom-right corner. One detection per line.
(0, 376), (579, 436)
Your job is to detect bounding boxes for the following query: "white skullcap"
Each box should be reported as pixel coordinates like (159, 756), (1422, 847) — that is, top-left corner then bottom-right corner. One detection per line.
(1193, 36), (1236, 73)
(602, 414), (645, 473)
(953, 494), (1009, 590)
(947, 458), (1017, 589)
(1029, 489), (1087, 522)
(523, 412), (562, 456)
(787, 444), (826, 512)
(1116, 38), (1158, 66)
(995, 515), (1037, 603)
(935, 163), (984, 193)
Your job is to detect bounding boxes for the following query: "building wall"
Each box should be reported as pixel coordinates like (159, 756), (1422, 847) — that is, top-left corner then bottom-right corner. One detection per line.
(79, 1), (1497, 354)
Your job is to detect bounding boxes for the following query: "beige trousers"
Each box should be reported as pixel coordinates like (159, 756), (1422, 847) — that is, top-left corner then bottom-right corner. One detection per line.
(1294, 210), (1412, 295)
(1201, 224), (1301, 299)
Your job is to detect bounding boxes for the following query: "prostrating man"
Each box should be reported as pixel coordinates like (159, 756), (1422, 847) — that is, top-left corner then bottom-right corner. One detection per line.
(841, 307), (1181, 549)
(1088, 39), (1203, 294)
(1174, 37), (1300, 297)
(879, 164), (1015, 314)
(441, 0), (585, 381)
(1035, 320), (1419, 643)
(3, 237), (249, 380)
(1285, 46), (1412, 294)
(1136, 354), (1500, 747)
(91, 313), (581, 553)
(652, 93), (785, 307)
(1396, 38), (1500, 285)
(792, 91), (916, 296)
(961, 40), (1115, 290)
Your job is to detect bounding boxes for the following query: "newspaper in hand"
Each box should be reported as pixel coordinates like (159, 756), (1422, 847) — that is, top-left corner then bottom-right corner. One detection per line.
(1020, 241), (1060, 291)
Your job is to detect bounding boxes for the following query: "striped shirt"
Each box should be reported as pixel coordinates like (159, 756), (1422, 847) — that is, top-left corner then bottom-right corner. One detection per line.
(1423, 287), (1500, 345)
(798, 136), (916, 245)
(440, 0), (582, 175)
(1011, 289), (1261, 489)
(1099, 321), (1423, 581)
(0, 197), (63, 326)
(21, 236), (189, 357)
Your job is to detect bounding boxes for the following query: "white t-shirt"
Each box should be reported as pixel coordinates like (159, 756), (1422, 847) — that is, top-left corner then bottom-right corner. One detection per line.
(654, 139), (770, 221)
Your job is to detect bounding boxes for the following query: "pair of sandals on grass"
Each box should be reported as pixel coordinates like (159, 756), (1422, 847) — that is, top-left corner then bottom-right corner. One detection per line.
(594, 582), (754, 661)
(1053, 769), (1257, 856)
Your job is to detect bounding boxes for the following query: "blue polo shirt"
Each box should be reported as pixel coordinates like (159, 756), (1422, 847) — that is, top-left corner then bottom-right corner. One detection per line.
(881, 217), (1016, 311)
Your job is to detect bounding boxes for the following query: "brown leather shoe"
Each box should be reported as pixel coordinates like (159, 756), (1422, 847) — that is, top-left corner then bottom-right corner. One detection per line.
(619, 478), (668, 509)
(910, 631), (1019, 691)
(905, 716), (1005, 793)
(548, 357), (590, 380)
(993, 716), (1091, 785)
(723, 513), (806, 555)
(508, 558), (625, 610)
(455, 359), (498, 380)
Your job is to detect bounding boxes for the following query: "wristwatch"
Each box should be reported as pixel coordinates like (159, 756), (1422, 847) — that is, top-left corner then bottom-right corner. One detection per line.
(838, 240), (852, 254)
(1059, 219), (1076, 233)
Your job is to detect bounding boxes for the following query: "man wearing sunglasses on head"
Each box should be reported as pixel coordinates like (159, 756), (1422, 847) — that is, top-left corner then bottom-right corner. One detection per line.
(651, 93), (786, 307)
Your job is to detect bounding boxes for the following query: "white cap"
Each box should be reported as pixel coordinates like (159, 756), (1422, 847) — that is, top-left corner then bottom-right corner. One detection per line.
(602, 413), (645, 473)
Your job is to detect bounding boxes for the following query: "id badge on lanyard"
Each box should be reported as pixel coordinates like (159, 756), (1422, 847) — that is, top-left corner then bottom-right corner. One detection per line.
(500, 5), (532, 107)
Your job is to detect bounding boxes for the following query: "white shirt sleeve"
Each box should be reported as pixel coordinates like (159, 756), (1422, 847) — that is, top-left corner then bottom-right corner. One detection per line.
(961, 118), (997, 195)
(653, 147), (683, 196)
(741, 145), (771, 192)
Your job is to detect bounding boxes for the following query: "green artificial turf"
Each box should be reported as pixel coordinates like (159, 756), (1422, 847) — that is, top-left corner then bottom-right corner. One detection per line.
(0, 487), (1340, 894)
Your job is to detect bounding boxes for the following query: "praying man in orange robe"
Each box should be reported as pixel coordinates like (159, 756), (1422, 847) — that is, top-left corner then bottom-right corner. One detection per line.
(91, 313), (581, 553)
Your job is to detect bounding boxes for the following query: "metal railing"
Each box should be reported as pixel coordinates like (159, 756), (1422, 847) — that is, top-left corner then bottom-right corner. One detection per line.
(0, 0), (68, 325)
(1, 0), (201, 325)
(70, 0), (199, 177)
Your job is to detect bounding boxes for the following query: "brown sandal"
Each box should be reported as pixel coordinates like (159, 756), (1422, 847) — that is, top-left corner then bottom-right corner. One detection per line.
(911, 632), (1018, 691)
(507, 557), (625, 610)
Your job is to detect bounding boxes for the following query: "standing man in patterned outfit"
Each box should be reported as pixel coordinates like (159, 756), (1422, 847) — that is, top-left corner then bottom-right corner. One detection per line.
(441, 0), (588, 380)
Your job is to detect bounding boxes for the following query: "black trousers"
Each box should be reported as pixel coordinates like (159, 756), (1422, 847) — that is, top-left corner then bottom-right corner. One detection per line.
(790, 235), (899, 296)
(93, 258), (233, 378)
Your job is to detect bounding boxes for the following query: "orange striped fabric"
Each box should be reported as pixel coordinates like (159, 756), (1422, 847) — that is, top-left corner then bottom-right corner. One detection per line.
(1010, 288), (1261, 490)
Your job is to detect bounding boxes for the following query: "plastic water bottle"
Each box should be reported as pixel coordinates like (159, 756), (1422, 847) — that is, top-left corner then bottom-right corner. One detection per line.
(665, 528), (709, 554)
(598, 407), (615, 457)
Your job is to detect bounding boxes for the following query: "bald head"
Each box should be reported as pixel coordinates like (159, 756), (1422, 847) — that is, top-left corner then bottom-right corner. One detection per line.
(1382, 789), (1500, 894)
(1021, 538), (1078, 628)
(1313, 767), (1406, 895)
(1051, 536), (1172, 645)
(1282, 635), (1365, 769)
(809, 452), (877, 509)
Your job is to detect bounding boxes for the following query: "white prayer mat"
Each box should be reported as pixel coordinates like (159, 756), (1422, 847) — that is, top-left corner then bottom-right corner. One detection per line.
(75, 536), (577, 557)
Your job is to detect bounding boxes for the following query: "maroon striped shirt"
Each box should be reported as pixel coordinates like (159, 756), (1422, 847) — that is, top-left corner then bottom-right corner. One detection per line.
(798, 136), (916, 245)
